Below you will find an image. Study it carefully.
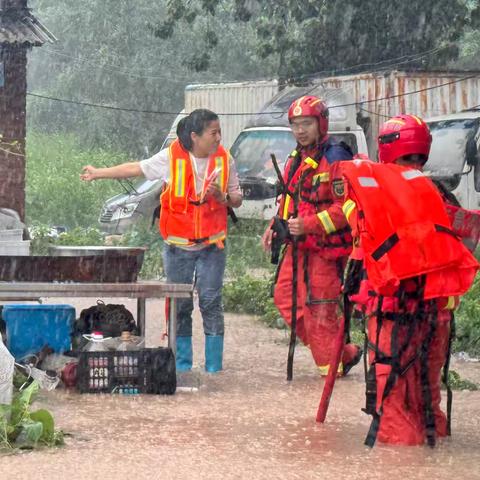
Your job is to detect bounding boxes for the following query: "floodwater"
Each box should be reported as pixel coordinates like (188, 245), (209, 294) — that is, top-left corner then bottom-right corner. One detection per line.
(1, 300), (480, 480)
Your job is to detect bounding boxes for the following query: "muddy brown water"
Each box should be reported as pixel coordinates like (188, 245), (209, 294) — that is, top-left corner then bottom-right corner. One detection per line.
(1, 298), (480, 480)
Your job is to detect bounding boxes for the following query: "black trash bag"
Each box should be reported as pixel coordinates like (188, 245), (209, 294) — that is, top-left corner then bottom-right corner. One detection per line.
(75, 300), (138, 339)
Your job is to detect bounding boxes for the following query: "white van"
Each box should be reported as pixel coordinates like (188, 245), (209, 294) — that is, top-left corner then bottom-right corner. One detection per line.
(424, 110), (480, 209)
(230, 87), (369, 220)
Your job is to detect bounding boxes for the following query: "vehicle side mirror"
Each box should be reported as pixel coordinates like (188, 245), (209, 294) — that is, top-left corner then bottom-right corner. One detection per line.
(466, 137), (478, 166)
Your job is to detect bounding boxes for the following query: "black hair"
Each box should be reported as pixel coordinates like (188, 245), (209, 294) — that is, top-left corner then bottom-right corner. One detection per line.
(176, 109), (219, 151)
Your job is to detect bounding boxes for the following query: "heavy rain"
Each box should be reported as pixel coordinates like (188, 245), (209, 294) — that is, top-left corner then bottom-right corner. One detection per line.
(1, 1), (480, 479)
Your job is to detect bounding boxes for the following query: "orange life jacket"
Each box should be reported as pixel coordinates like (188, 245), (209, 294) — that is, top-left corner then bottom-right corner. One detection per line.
(159, 139), (229, 247)
(340, 159), (478, 298)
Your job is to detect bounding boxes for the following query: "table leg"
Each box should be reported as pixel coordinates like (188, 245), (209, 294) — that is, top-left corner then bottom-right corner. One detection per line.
(137, 298), (146, 336)
(169, 298), (177, 357)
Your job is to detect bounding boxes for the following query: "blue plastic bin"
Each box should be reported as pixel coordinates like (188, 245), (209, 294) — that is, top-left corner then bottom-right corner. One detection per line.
(2, 304), (75, 360)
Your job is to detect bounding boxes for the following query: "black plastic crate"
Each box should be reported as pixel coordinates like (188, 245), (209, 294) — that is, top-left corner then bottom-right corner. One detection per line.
(77, 348), (176, 395)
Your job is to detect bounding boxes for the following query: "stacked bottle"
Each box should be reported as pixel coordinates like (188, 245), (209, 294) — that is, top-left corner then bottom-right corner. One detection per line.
(115, 331), (139, 394)
(83, 331), (109, 391)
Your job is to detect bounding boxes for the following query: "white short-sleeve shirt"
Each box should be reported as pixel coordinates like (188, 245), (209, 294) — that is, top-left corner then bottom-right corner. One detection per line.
(140, 147), (241, 196)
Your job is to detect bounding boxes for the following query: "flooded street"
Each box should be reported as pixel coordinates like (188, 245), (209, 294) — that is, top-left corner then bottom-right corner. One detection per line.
(2, 301), (480, 480)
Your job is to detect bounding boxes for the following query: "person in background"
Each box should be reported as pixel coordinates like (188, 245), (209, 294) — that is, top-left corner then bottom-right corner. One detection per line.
(81, 109), (242, 374)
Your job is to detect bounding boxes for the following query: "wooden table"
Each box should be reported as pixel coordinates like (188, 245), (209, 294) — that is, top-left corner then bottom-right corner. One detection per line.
(0, 281), (193, 356)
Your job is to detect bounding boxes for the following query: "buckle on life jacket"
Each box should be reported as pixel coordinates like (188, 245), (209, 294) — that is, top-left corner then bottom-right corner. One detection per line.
(362, 364), (377, 416)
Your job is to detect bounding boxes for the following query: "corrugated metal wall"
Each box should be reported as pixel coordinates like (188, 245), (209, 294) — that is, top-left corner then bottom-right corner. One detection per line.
(185, 80), (279, 148)
(184, 72), (480, 154)
(319, 70), (480, 155)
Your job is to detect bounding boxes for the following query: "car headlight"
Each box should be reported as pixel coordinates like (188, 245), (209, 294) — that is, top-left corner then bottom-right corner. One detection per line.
(112, 203), (138, 220)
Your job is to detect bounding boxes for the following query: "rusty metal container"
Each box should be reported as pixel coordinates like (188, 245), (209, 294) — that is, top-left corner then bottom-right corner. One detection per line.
(319, 70), (480, 155)
(0, 246), (146, 283)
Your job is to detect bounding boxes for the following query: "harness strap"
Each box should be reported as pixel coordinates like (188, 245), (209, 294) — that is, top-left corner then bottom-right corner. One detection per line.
(364, 281), (428, 448)
(371, 233), (400, 261)
(442, 312), (455, 436)
(370, 226), (457, 263)
(419, 302), (438, 448)
(365, 310), (401, 447)
(434, 224), (459, 239)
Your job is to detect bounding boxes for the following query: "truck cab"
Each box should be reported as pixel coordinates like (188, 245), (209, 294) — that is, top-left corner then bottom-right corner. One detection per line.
(231, 86), (368, 220)
(424, 110), (480, 210)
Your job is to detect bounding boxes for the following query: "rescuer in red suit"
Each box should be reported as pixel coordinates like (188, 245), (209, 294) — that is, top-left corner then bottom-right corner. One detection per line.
(342, 115), (478, 446)
(262, 95), (362, 376)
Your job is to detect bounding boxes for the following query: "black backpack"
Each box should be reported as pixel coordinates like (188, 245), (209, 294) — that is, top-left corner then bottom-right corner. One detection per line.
(75, 300), (138, 338)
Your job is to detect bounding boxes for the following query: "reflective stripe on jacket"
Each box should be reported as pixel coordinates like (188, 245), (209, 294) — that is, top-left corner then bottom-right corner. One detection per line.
(159, 139), (229, 246)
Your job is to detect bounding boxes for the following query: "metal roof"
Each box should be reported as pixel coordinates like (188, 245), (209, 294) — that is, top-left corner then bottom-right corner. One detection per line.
(0, 9), (56, 46)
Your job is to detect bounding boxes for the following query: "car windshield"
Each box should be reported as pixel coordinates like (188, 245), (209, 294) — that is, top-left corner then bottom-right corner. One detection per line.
(425, 118), (478, 177)
(230, 129), (358, 179)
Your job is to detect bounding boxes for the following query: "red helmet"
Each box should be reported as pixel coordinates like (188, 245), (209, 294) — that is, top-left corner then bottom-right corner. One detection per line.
(378, 114), (432, 164)
(288, 95), (329, 136)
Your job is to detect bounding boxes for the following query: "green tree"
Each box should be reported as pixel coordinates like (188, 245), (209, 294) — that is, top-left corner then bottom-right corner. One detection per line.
(27, 0), (274, 155)
(155, 0), (480, 80)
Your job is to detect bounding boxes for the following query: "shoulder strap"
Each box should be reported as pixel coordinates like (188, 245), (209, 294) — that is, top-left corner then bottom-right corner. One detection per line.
(323, 138), (354, 164)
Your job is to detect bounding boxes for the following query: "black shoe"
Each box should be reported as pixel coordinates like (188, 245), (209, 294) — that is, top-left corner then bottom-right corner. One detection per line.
(343, 347), (363, 376)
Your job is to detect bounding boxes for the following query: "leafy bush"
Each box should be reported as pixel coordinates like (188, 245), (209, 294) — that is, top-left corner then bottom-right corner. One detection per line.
(55, 227), (106, 246)
(223, 275), (283, 328)
(119, 221), (165, 279)
(226, 234), (274, 278)
(454, 273), (480, 356)
(30, 225), (106, 255)
(0, 381), (64, 452)
(446, 370), (478, 391)
(26, 132), (128, 228)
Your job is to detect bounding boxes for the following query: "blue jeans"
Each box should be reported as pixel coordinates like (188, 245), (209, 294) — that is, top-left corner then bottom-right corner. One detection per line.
(163, 244), (226, 336)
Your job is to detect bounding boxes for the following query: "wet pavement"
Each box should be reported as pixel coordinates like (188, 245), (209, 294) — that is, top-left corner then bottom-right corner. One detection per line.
(2, 300), (480, 480)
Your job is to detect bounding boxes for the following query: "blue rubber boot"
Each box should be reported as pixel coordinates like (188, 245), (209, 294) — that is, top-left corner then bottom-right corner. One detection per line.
(205, 335), (223, 373)
(176, 336), (193, 372)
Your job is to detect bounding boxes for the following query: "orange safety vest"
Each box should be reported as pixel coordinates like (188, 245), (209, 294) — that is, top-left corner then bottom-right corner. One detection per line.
(340, 159), (478, 298)
(159, 139), (229, 247)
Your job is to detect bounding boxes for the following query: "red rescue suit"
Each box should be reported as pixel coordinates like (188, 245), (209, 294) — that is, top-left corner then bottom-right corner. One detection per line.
(273, 138), (359, 374)
(340, 159), (478, 446)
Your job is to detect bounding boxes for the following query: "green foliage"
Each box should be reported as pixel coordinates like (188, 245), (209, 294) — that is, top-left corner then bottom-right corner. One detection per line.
(29, 224), (58, 255)
(55, 227), (105, 246)
(446, 370), (478, 391)
(454, 273), (480, 356)
(29, 225), (106, 255)
(223, 275), (269, 316)
(229, 218), (270, 236)
(157, 0), (479, 78)
(119, 220), (165, 279)
(226, 233), (273, 278)
(0, 381), (64, 452)
(223, 274), (283, 328)
(28, 0), (275, 154)
(26, 132), (127, 228)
